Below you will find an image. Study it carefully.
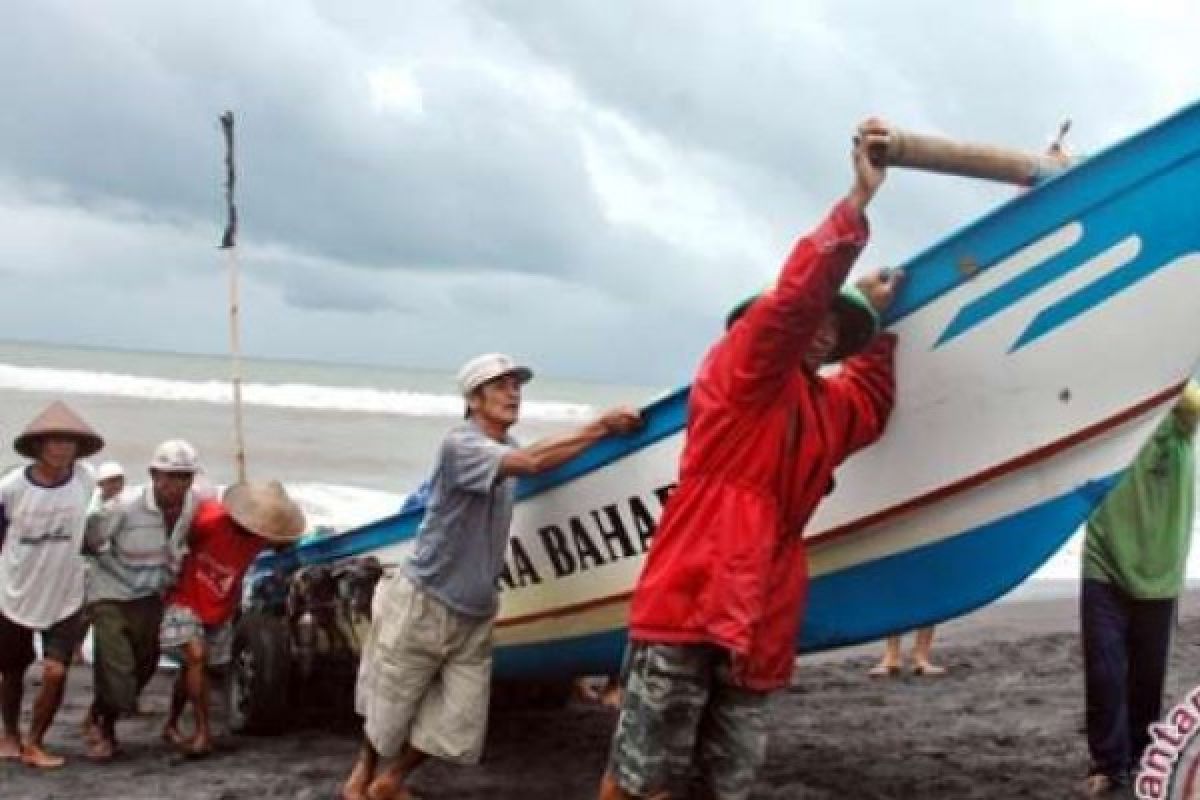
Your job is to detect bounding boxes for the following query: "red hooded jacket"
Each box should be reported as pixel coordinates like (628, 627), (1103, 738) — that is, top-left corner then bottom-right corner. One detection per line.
(628, 199), (897, 690)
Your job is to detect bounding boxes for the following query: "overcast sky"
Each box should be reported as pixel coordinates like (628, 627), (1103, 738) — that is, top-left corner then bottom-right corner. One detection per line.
(1, 0), (1198, 385)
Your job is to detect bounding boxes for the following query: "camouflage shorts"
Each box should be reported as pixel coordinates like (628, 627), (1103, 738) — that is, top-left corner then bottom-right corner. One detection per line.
(607, 642), (769, 800)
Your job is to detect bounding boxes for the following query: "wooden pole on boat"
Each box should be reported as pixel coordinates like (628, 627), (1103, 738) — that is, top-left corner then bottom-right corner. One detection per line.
(869, 127), (1068, 186)
(219, 111), (248, 483)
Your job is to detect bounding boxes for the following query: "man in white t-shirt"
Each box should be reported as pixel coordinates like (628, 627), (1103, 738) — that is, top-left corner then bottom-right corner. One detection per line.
(0, 401), (103, 769)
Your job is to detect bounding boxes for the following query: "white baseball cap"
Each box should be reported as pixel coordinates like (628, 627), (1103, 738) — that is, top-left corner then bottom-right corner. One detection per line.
(149, 439), (200, 474)
(96, 461), (125, 482)
(456, 353), (533, 396)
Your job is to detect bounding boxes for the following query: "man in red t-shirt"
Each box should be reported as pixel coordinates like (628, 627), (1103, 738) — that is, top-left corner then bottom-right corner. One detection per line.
(159, 481), (305, 756)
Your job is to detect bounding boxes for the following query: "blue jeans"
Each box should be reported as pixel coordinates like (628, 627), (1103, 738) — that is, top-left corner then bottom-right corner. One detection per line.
(1081, 579), (1176, 780)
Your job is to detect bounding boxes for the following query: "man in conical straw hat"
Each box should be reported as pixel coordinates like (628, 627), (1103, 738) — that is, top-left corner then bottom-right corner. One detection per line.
(0, 400), (103, 768)
(159, 479), (304, 757)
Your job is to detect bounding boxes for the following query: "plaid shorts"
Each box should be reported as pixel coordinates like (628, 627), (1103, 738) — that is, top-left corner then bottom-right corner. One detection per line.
(159, 604), (234, 667)
(607, 642), (770, 800)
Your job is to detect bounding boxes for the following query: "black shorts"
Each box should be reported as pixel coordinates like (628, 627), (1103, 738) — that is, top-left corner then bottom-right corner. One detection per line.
(0, 608), (87, 672)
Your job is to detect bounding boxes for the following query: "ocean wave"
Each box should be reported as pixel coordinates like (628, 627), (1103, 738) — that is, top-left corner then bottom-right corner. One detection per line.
(0, 362), (594, 420)
(286, 482), (406, 533)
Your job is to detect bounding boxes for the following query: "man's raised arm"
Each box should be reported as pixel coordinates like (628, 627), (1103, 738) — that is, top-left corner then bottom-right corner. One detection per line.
(499, 407), (643, 478)
(710, 118), (893, 402)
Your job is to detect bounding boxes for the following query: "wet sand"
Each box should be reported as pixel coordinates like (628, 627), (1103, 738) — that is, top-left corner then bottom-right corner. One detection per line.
(4, 591), (1199, 800)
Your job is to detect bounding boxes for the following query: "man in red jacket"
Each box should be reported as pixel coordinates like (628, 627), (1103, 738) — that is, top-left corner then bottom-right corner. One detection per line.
(599, 119), (902, 800)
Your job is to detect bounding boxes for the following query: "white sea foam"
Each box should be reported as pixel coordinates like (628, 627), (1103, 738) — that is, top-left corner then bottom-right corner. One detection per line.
(0, 362), (593, 420)
(286, 482), (406, 533)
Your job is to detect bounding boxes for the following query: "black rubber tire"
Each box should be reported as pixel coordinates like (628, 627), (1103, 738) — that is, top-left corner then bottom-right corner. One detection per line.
(229, 611), (292, 734)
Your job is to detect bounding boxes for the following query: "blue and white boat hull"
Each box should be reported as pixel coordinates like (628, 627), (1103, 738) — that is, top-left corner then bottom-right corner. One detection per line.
(264, 100), (1200, 680)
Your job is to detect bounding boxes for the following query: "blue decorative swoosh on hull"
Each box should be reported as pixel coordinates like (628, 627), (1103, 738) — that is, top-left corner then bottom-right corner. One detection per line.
(799, 472), (1117, 652)
(933, 151), (1200, 352)
(1009, 164), (1200, 351)
(935, 229), (1105, 348)
(884, 99), (1200, 327)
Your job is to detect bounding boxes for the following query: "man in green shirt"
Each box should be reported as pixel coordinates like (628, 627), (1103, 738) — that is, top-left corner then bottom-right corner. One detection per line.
(1080, 381), (1200, 796)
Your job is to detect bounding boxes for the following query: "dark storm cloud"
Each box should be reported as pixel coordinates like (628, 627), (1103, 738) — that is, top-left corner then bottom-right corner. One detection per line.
(0, 1), (645, 286)
(480, 0), (1187, 259)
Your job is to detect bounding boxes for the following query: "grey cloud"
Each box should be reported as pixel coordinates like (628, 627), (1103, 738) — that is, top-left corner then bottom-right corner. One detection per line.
(0, 2), (633, 290)
(279, 281), (398, 311)
(0, 0), (1196, 385)
(479, 0), (1182, 264)
(277, 270), (405, 313)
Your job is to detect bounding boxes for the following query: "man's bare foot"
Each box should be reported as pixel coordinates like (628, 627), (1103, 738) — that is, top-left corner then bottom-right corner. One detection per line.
(161, 723), (188, 748)
(86, 735), (116, 762)
(366, 773), (414, 800)
(20, 742), (66, 769)
(868, 661), (901, 677)
(340, 757), (375, 800)
(0, 734), (21, 760)
(1079, 773), (1119, 796)
(181, 733), (213, 759)
(572, 677), (602, 704)
(913, 661), (947, 676)
(83, 714), (102, 744)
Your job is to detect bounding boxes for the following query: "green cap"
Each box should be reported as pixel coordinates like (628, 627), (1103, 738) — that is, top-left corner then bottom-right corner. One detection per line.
(827, 284), (880, 362)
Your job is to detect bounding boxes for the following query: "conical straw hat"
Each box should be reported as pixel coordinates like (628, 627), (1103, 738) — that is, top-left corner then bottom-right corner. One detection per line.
(222, 480), (307, 544)
(14, 400), (104, 459)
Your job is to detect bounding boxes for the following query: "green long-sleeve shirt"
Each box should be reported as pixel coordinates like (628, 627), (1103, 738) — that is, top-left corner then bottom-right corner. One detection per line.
(1084, 407), (1197, 599)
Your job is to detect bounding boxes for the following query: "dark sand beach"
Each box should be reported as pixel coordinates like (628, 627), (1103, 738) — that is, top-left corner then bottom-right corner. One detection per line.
(4, 591), (1198, 800)
(0, 368), (1191, 800)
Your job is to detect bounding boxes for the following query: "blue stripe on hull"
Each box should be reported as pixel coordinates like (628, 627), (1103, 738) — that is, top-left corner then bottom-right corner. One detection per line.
(799, 472), (1117, 651)
(492, 473), (1119, 679)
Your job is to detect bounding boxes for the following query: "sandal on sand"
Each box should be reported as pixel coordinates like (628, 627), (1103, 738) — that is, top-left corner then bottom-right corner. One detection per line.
(913, 663), (947, 677)
(868, 664), (901, 677)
